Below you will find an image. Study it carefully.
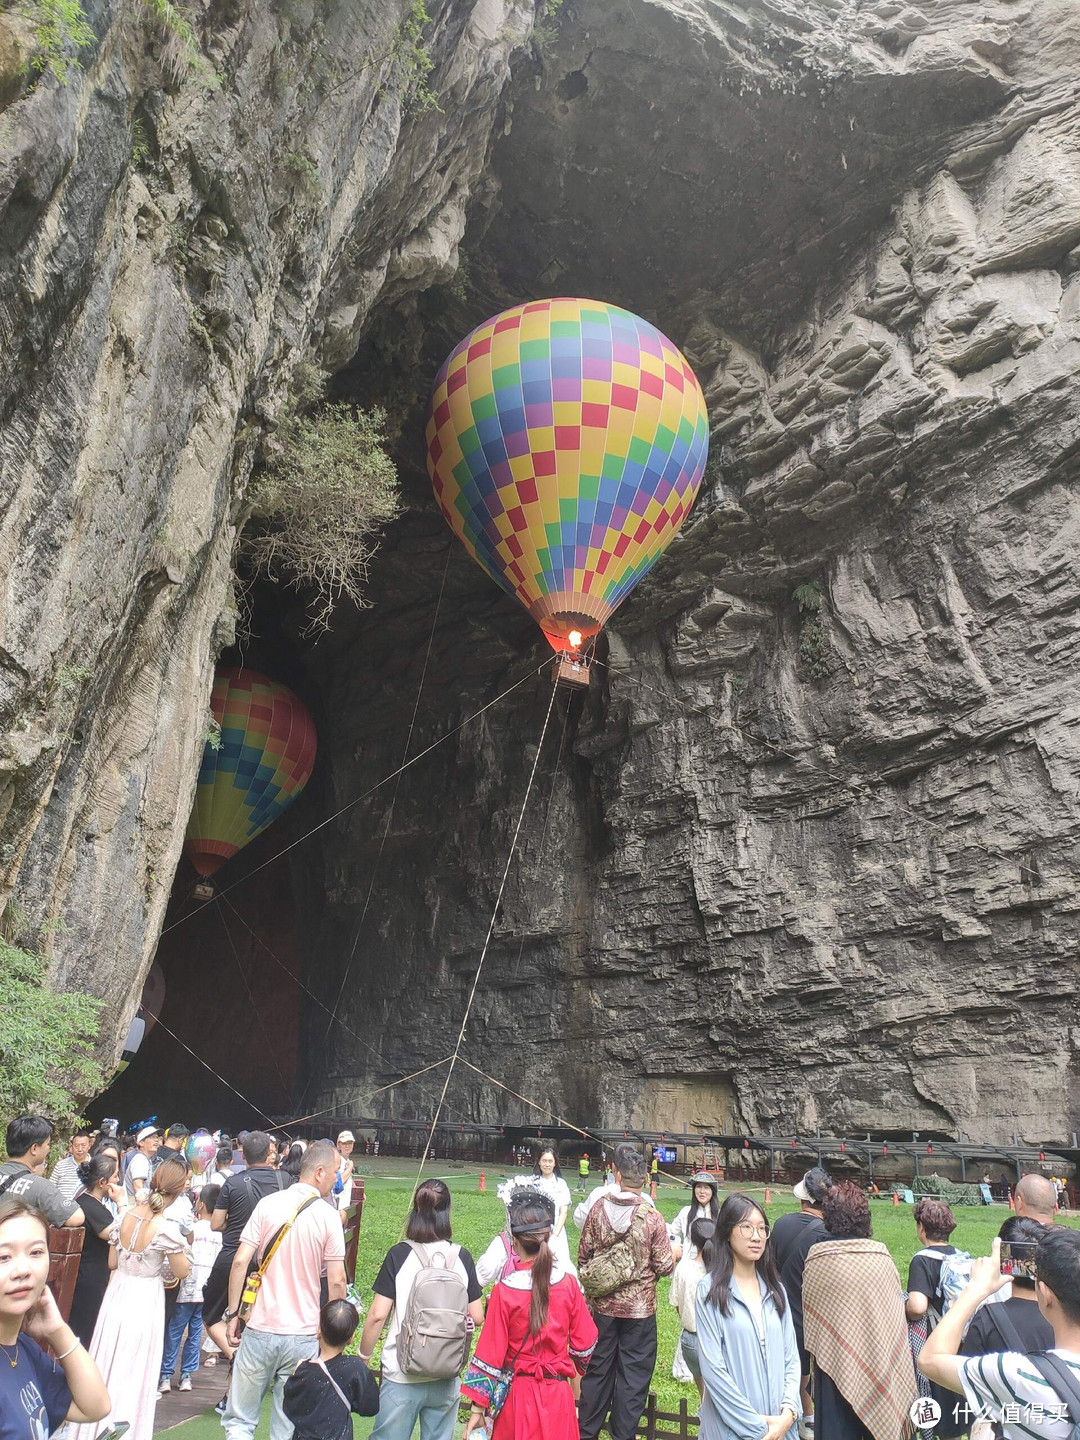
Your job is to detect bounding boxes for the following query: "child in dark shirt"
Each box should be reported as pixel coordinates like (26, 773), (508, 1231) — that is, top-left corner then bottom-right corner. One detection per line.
(283, 1299), (379, 1440)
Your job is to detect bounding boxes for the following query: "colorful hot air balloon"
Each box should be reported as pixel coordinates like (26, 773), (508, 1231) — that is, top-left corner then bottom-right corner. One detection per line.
(184, 667), (317, 878)
(426, 298), (709, 655)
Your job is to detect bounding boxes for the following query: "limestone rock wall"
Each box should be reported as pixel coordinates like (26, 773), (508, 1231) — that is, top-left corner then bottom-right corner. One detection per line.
(0, 0), (533, 1051)
(300, 0), (1080, 1147)
(2, 0), (1077, 1144)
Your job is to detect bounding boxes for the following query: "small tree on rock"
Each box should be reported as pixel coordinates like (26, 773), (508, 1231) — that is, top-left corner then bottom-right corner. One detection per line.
(242, 383), (400, 633)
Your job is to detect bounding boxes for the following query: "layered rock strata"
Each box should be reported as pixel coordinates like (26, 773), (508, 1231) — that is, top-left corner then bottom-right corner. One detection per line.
(300, 0), (1080, 1146)
(0, 0), (532, 1040)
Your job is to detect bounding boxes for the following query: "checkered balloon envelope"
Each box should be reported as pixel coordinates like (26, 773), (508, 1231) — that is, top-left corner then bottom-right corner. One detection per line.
(426, 299), (710, 657)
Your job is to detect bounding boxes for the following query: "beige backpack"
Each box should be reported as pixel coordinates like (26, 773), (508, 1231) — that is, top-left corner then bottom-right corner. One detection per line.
(579, 1201), (650, 1300)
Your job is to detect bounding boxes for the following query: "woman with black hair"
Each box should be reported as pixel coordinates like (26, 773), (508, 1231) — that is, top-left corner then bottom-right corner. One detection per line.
(280, 1139), (307, 1182)
(0, 1195), (110, 1436)
(359, 1179), (485, 1440)
(695, 1192), (800, 1440)
(670, 1215), (716, 1398)
(531, 1146), (572, 1268)
(669, 1172), (720, 1263)
(462, 1189), (598, 1439)
(68, 1152), (123, 1347)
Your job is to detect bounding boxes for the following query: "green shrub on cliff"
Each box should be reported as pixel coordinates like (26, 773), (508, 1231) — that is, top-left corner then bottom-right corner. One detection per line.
(25, 0), (95, 82)
(243, 391), (400, 632)
(0, 937), (104, 1130)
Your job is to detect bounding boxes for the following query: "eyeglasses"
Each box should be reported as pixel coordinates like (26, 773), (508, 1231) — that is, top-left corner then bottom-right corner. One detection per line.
(736, 1222), (768, 1238)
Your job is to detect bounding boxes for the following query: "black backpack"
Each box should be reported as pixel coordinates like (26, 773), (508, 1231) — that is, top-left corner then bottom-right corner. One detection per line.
(1028, 1353), (1080, 1440)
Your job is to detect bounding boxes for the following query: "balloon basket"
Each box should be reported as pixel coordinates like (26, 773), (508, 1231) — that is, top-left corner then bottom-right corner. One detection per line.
(193, 879), (216, 901)
(552, 654), (591, 689)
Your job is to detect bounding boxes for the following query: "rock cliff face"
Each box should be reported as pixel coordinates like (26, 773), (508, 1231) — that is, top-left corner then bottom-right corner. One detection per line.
(3, 0), (1079, 1146)
(297, 0), (1080, 1147)
(0, 0), (533, 1037)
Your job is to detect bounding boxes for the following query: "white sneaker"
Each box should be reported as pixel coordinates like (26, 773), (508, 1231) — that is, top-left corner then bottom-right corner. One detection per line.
(159, 1377), (171, 1395)
(178, 1376), (192, 1393)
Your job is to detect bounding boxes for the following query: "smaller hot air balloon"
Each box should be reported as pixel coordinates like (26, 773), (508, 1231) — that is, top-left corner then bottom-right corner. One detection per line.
(114, 1015), (146, 1078)
(184, 668), (317, 881)
(185, 1131), (217, 1177)
(110, 964), (166, 1082)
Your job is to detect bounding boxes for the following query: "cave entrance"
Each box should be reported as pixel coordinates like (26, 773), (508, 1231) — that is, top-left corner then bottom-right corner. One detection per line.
(89, 588), (322, 1134)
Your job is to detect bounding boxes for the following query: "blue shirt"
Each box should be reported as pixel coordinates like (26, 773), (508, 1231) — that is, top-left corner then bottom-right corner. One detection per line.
(696, 1271), (801, 1440)
(0, 1335), (71, 1440)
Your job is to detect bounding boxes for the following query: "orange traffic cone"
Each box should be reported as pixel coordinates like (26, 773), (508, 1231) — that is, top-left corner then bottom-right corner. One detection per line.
(1008, 1189), (1014, 1210)
(893, 1190), (899, 1206)
(764, 1186), (772, 1205)
(478, 1172), (486, 1192)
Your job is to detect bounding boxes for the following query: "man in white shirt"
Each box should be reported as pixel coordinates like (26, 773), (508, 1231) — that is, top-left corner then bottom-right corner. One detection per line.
(124, 1125), (162, 1203)
(573, 1168), (620, 1230)
(335, 1130), (355, 1212)
(222, 1140), (347, 1440)
(49, 1129), (93, 1202)
(919, 1228), (1080, 1440)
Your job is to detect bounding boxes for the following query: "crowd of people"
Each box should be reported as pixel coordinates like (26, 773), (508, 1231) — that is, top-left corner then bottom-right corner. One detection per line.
(1, 1117), (1078, 1440)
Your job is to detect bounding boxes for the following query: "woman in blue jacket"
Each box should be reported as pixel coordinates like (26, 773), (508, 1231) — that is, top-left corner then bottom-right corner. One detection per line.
(696, 1192), (801, 1440)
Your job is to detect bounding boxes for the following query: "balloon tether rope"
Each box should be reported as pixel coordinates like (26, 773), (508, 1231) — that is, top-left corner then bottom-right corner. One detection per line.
(399, 680), (559, 1231)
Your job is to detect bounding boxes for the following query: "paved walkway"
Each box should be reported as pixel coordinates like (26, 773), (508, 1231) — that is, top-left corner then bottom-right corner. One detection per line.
(155, 1359), (225, 1433)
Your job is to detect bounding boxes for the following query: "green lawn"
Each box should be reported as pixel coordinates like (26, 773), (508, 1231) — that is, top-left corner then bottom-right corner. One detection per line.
(166, 1162), (1079, 1436)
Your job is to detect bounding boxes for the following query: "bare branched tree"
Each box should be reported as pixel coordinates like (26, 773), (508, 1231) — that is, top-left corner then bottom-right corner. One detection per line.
(242, 402), (400, 633)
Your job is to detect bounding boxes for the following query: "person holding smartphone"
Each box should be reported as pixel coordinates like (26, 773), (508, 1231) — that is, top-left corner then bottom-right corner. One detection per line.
(0, 1194), (110, 1439)
(961, 1218), (1054, 1357)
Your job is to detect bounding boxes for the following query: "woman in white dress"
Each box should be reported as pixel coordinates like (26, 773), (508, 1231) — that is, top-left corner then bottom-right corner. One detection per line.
(530, 1147), (573, 1270)
(669, 1172), (720, 1382)
(68, 1154), (191, 1440)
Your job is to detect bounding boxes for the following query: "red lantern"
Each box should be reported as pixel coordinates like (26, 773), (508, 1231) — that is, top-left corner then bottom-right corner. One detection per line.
(743, 1139), (749, 1148)
(1040, 1151), (1046, 1162)
(791, 1139), (796, 1150)
(882, 1144), (888, 1156)
(926, 1144), (933, 1154)
(623, 1131), (628, 1139)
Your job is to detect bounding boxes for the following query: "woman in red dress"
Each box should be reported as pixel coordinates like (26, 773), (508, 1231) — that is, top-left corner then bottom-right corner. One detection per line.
(463, 1189), (598, 1439)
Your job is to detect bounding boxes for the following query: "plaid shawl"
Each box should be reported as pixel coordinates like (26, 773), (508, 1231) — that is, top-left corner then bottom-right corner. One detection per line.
(803, 1238), (917, 1440)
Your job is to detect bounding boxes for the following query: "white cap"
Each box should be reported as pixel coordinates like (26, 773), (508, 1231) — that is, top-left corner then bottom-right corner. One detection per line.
(336, 1130), (355, 1143)
(137, 1125), (162, 1143)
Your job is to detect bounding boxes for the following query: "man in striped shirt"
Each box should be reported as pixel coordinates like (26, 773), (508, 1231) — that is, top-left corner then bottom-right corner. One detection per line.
(919, 1229), (1080, 1440)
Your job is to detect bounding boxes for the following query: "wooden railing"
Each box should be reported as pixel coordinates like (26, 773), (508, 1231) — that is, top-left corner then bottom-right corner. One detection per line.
(603, 1394), (699, 1439)
(343, 1177), (365, 1284)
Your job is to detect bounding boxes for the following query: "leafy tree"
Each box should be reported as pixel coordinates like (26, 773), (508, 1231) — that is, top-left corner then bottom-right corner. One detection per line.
(0, 938), (104, 1138)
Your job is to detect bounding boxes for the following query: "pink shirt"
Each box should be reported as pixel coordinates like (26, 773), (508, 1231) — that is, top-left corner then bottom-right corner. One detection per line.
(239, 1182), (345, 1335)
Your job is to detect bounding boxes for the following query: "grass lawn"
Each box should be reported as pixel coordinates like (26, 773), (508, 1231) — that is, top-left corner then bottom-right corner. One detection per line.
(166, 1161), (1080, 1436)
